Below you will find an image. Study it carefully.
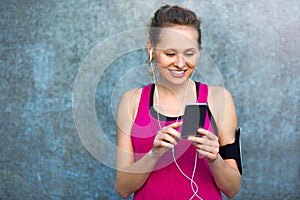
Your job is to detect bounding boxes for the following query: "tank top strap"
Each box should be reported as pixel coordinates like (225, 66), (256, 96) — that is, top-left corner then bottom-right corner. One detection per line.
(197, 82), (209, 103)
(140, 84), (153, 109)
(196, 82), (219, 136)
(134, 84), (153, 125)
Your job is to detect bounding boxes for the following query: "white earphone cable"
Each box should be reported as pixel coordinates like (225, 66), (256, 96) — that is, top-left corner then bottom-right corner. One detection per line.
(172, 148), (203, 200)
(149, 50), (202, 199)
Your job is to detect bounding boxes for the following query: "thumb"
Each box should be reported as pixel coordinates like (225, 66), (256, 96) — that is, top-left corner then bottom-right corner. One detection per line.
(169, 121), (183, 128)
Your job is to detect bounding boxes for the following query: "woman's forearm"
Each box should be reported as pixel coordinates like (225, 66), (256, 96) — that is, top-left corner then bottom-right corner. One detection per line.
(208, 154), (241, 198)
(114, 150), (159, 198)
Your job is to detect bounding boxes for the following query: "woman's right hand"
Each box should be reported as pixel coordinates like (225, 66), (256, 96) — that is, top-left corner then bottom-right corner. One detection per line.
(150, 122), (182, 158)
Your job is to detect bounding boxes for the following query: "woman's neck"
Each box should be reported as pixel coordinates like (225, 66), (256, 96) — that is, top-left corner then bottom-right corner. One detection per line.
(156, 79), (194, 98)
(155, 79), (196, 107)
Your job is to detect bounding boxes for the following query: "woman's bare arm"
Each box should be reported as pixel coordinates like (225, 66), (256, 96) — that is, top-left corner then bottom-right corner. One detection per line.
(207, 86), (241, 198)
(188, 86), (241, 198)
(114, 89), (181, 198)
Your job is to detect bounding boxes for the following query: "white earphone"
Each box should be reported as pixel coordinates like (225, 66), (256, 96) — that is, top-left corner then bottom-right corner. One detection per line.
(149, 48), (157, 84)
(149, 48), (153, 63)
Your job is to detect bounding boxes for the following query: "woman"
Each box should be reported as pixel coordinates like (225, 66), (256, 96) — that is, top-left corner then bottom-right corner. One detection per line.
(114, 5), (241, 199)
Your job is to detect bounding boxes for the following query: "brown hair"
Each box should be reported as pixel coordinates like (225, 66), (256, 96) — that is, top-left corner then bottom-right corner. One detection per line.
(148, 5), (202, 48)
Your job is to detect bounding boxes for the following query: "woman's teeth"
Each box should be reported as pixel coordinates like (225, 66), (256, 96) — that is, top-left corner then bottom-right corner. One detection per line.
(172, 70), (184, 74)
(169, 69), (186, 77)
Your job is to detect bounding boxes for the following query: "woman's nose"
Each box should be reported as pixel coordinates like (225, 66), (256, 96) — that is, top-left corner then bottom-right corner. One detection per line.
(174, 54), (186, 68)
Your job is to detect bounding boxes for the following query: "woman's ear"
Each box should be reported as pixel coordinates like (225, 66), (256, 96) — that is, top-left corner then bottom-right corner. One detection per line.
(146, 40), (154, 62)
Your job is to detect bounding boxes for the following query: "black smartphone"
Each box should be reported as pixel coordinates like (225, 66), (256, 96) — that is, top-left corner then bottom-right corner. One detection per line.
(181, 103), (207, 138)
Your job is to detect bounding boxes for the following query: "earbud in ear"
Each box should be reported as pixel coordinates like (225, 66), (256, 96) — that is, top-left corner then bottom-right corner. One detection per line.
(149, 48), (153, 63)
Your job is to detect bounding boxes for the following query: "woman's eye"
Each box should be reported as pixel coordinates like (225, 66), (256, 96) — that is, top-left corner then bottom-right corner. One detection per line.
(185, 52), (195, 57)
(165, 53), (175, 57)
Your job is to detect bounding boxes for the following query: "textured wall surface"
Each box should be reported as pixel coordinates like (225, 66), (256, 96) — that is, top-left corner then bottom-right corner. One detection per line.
(1, 0), (299, 199)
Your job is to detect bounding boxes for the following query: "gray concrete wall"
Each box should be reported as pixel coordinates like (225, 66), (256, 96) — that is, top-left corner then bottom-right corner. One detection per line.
(1, 0), (299, 199)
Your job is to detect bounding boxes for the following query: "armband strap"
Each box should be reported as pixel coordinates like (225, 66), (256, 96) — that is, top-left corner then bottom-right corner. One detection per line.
(219, 128), (243, 175)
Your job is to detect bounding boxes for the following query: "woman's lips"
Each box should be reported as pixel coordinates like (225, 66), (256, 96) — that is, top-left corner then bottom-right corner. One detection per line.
(169, 69), (187, 78)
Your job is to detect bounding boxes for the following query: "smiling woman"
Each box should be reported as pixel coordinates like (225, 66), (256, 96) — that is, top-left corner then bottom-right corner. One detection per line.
(114, 4), (241, 200)
(149, 25), (199, 86)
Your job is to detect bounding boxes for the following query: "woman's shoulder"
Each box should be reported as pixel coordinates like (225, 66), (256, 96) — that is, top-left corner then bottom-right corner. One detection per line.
(121, 84), (153, 102)
(119, 87), (143, 109)
(118, 85), (151, 121)
(116, 87), (143, 130)
(207, 85), (238, 144)
(208, 86), (233, 102)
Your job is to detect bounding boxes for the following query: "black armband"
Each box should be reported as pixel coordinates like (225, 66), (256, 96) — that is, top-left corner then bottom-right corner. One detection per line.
(219, 128), (243, 175)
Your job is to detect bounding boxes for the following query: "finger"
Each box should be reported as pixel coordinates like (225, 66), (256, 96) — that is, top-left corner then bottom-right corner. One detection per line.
(187, 136), (205, 144)
(197, 149), (218, 160)
(195, 144), (219, 154)
(169, 121), (183, 128)
(187, 136), (204, 145)
(156, 129), (177, 144)
(187, 136), (219, 156)
(160, 131), (178, 145)
(198, 128), (217, 140)
(163, 126), (181, 139)
(154, 139), (175, 149)
(200, 137), (219, 148)
(187, 136), (218, 148)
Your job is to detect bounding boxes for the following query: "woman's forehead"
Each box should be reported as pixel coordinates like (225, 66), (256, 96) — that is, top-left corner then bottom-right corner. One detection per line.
(156, 26), (199, 50)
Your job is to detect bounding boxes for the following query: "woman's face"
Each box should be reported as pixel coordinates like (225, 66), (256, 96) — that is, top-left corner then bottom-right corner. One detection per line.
(153, 25), (200, 86)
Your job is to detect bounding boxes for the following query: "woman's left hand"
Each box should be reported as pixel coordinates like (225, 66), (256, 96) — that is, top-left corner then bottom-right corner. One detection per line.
(187, 128), (219, 162)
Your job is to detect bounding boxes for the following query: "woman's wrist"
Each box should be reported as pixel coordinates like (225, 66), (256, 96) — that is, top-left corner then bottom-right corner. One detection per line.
(207, 153), (222, 167)
(148, 149), (162, 160)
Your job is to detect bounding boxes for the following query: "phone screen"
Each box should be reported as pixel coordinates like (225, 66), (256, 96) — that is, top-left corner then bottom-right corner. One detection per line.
(181, 103), (207, 138)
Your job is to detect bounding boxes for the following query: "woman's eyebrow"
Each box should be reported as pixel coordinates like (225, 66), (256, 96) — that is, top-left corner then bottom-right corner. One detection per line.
(161, 48), (197, 52)
(185, 48), (197, 51)
(161, 48), (177, 52)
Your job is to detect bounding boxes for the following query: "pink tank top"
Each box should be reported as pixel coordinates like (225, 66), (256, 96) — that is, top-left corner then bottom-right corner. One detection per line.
(131, 82), (222, 200)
